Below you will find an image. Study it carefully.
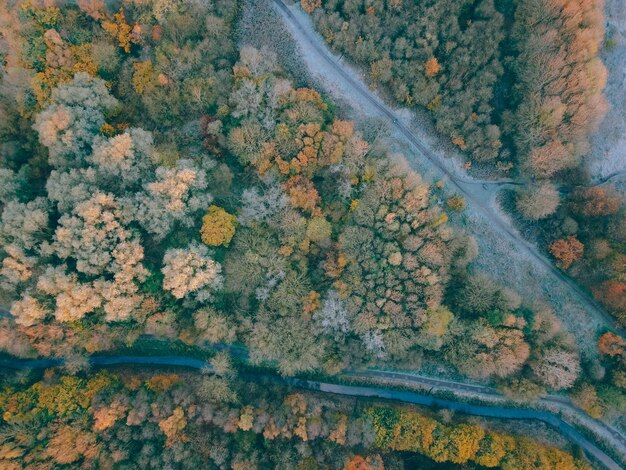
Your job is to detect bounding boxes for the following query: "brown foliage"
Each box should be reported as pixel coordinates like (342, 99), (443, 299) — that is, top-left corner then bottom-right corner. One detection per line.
(514, 0), (607, 178)
(424, 57), (440, 78)
(597, 332), (626, 357)
(345, 455), (373, 470)
(301, 0), (322, 14)
(549, 236), (584, 269)
(572, 187), (622, 217)
(146, 374), (180, 392)
(593, 281), (626, 326)
(283, 175), (320, 215)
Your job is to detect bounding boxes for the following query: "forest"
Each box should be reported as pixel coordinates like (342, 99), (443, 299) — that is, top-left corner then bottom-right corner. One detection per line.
(305, 0), (626, 331)
(0, 367), (592, 468)
(0, 0), (624, 468)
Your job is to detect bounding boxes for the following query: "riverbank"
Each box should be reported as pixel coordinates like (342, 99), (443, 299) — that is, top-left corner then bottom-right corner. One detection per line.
(1, 354), (623, 470)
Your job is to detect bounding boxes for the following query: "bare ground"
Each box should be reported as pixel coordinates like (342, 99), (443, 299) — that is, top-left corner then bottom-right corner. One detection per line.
(588, 0), (626, 187)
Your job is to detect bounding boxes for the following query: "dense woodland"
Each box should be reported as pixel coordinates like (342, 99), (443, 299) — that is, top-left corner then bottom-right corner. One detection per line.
(305, 0), (626, 330)
(0, 367), (592, 469)
(307, 0), (606, 178)
(0, 0), (624, 467)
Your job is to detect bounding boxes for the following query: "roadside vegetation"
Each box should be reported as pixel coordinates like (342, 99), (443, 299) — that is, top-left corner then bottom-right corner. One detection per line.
(0, 367), (593, 469)
(0, 0), (624, 467)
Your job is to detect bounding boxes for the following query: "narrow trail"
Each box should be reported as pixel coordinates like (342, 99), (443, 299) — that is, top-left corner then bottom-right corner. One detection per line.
(0, 354), (623, 470)
(559, 170), (626, 194)
(271, 0), (624, 336)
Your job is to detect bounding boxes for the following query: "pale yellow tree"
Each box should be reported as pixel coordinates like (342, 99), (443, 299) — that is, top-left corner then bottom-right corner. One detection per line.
(11, 295), (49, 327)
(162, 242), (223, 301)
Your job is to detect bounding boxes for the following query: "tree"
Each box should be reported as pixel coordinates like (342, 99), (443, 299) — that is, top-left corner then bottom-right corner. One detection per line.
(162, 242), (223, 302)
(516, 182), (560, 220)
(36, 266), (103, 322)
(459, 322), (530, 379)
(597, 332), (626, 357)
(531, 347), (580, 390)
(88, 128), (156, 189)
(447, 195), (466, 212)
(454, 273), (501, 315)
(211, 352), (234, 377)
(131, 159), (212, 240)
(306, 216), (331, 242)
(238, 184), (288, 226)
(45, 425), (99, 464)
(524, 139), (575, 178)
(101, 8), (135, 53)
(10, 295), (48, 327)
(571, 187), (621, 217)
(345, 455), (371, 470)
(416, 306), (453, 351)
(513, 0), (607, 179)
(52, 193), (146, 277)
(313, 290), (350, 340)
(159, 406), (187, 443)
(92, 399), (128, 431)
(571, 384), (603, 418)
(300, 0), (321, 14)
(549, 236), (584, 269)
(283, 176), (320, 215)
(593, 282), (626, 326)
(0, 169), (17, 204)
(0, 198), (50, 252)
(249, 315), (326, 375)
(499, 377), (546, 403)
(424, 57), (440, 78)
(33, 73), (118, 169)
(46, 168), (99, 212)
(475, 433), (515, 467)
(201, 205), (237, 247)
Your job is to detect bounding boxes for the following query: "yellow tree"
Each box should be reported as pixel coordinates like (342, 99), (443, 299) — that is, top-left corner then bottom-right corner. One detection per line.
(201, 205), (237, 247)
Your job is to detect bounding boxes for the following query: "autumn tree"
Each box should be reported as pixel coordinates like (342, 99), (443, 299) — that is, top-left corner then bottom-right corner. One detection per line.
(33, 73), (118, 169)
(531, 347), (580, 390)
(515, 182), (560, 220)
(512, 0), (607, 178)
(130, 159), (212, 240)
(201, 205), (237, 247)
(571, 187), (622, 217)
(549, 236), (584, 269)
(162, 242), (223, 302)
(300, 0), (321, 14)
(571, 384), (604, 418)
(597, 332), (626, 357)
(424, 58), (440, 78)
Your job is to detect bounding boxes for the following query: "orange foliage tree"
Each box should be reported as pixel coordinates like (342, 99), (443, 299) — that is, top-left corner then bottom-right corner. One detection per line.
(301, 0), (321, 14)
(344, 455), (372, 470)
(549, 236), (584, 269)
(597, 331), (626, 357)
(283, 175), (320, 215)
(572, 187), (622, 217)
(424, 57), (441, 77)
(593, 281), (626, 326)
(101, 8), (135, 53)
